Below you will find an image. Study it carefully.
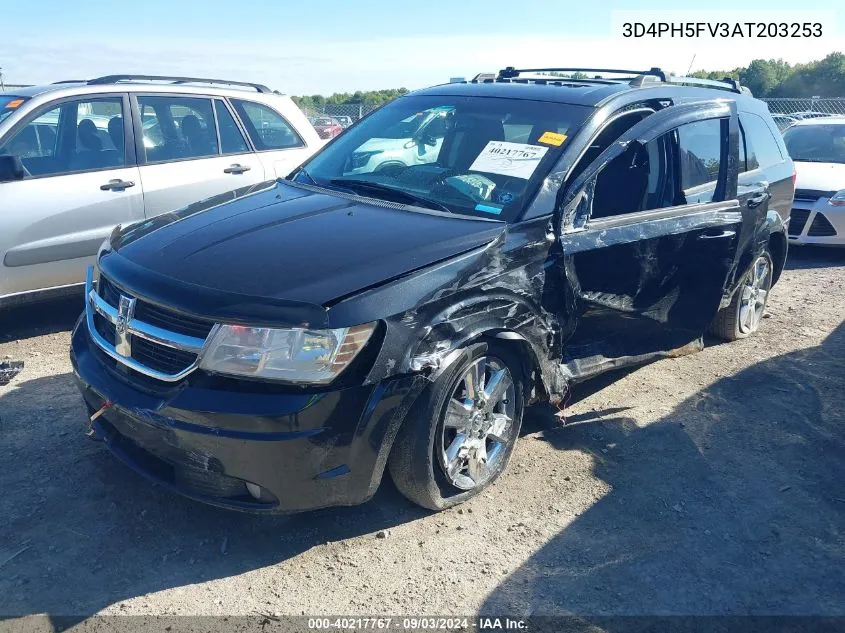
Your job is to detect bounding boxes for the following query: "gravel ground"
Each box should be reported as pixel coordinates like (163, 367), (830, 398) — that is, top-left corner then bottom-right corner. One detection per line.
(0, 247), (843, 621)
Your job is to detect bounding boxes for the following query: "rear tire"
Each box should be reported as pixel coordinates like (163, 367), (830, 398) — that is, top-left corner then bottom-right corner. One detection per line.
(388, 342), (525, 511)
(711, 250), (773, 341)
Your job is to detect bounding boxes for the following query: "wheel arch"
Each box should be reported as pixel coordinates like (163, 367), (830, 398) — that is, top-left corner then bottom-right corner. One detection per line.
(768, 229), (787, 285)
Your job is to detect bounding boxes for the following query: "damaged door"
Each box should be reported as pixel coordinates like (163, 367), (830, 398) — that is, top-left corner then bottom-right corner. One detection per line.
(556, 100), (742, 379)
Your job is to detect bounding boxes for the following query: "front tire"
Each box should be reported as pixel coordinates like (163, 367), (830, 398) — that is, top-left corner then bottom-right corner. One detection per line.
(388, 342), (525, 511)
(711, 251), (773, 341)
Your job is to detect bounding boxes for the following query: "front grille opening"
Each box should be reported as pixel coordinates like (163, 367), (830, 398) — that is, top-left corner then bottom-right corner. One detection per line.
(132, 337), (197, 375)
(134, 302), (215, 339)
(808, 213), (837, 237)
(789, 209), (810, 236)
(94, 312), (117, 346)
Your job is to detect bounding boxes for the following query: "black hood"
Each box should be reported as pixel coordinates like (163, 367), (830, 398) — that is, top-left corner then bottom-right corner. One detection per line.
(103, 181), (504, 325)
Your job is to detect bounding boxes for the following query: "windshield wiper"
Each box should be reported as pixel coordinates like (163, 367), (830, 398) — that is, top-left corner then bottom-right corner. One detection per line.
(330, 178), (453, 214)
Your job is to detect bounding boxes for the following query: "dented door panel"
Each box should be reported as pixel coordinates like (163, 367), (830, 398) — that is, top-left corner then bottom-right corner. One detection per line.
(560, 204), (742, 379)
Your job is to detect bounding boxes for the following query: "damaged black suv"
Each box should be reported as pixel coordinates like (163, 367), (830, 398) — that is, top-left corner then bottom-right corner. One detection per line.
(71, 67), (794, 512)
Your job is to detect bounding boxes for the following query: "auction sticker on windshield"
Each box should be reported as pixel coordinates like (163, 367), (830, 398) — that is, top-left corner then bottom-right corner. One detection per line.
(469, 141), (548, 180)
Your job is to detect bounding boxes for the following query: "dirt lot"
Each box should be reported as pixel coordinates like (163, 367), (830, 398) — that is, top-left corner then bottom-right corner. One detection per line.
(0, 247), (843, 622)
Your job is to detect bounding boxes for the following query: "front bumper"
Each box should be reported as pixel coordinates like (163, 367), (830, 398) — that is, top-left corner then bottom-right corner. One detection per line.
(788, 197), (845, 246)
(70, 317), (425, 513)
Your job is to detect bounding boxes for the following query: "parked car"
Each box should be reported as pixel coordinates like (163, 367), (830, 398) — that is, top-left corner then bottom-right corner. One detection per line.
(772, 113), (798, 132)
(346, 107), (450, 174)
(312, 116), (343, 139)
(783, 116), (845, 246)
(335, 115), (354, 129)
(0, 75), (321, 307)
(790, 111), (833, 121)
(71, 67), (793, 513)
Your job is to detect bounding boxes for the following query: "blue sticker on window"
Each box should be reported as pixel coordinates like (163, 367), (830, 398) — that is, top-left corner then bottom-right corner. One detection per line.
(496, 191), (515, 204)
(475, 203), (503, 215)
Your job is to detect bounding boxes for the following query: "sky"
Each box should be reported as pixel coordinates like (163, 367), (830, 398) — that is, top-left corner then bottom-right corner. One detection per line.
(0, 0), (842, 95)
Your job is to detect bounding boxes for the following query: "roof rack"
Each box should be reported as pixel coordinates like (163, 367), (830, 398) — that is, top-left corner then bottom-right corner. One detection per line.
(495, 66), (748, 95)
(498, 67), (668, 81)
(80, 75), (273, 93)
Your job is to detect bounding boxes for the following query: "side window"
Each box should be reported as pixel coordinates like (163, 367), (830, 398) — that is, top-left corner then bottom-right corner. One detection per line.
(137, 96), (218, 163)
(0, 97), (126, 178)
(231, 100), (302, 150)
(739, 113), (783, 172)
(677, 119), (721, 196)
(214, 101), (249, 155)
(591, 133), (678, 219)
(590, 118), (725, 220)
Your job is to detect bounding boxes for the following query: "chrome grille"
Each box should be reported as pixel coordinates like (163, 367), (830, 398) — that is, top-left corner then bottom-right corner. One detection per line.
(86, 268), (216, 382)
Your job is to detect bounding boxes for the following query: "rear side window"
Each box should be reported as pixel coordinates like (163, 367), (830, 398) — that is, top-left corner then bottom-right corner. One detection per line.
(231, 100), (302, 150)
(138, 96), (219, 163)
(740, 113), (783, 171)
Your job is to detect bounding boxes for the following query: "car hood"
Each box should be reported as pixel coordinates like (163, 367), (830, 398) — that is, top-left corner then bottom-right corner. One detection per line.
(104, 181), (504, 325)
(794, 161), (845, 193)
(354, 137), (409, 153)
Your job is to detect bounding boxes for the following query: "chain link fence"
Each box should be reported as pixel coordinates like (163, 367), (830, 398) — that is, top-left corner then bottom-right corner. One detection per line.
(300, 103), (380, 126)
(762, 98), (845, 117)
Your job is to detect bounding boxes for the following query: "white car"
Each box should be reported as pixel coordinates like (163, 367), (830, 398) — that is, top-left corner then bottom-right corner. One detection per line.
(783, 117), (845, 246)
(0, 74), (321, 306)
(346, 108), (449, 174)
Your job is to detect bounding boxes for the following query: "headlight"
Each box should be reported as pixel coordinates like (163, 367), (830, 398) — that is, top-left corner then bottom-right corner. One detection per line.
(827, 189), (845, 207)
(350, 150), (381, 169)
(199, 322), (376, 384)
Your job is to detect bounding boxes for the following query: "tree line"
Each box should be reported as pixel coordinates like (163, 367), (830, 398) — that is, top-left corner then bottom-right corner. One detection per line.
(292, 88), (410, 111)
(690, 52), (845, 97)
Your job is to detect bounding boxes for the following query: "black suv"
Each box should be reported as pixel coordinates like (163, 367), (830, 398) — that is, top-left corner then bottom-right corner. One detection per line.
(71, 67), (794, 513)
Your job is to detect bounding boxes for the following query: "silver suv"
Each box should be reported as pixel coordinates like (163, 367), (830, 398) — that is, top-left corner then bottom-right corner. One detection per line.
(0, 75), (322, 307)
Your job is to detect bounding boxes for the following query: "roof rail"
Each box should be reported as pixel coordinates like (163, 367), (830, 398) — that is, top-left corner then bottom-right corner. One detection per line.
(498, 67), (668, 81)
(53, 80), (86, 84)
(665, 74), (747, 95)
(84, 75), (273, 93)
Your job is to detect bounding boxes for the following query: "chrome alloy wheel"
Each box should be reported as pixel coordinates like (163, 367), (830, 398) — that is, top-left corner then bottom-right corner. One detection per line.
(438, 356), (516, 490)
(738, 255), (772, 335)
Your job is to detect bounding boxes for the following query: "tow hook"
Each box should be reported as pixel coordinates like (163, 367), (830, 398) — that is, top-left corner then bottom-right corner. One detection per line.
(86, 401), (112, 440)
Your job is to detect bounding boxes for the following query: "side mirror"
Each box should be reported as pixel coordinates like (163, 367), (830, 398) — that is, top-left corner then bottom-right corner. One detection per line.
(0, 155), (25, 183)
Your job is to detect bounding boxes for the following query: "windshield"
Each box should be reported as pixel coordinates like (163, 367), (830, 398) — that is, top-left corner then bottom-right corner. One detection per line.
(294, 95), (591, 222)
(784, 123), (845, 164)
(0, 96), (28, 125)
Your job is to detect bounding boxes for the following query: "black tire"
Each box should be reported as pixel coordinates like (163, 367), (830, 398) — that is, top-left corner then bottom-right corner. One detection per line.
(710, 250), (774, 341)
(388, 342), (526, 511)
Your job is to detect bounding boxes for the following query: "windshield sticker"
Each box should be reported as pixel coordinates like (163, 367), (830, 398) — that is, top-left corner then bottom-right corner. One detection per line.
(4, 99), (25, 109)
(537, 131), (567, 146)
(469, 141), (548, 180)
(475, 203), (503, 215)
(496, 191), (516, 205)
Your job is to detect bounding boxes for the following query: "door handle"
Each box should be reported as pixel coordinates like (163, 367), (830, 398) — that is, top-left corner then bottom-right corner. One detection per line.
(698, 229), (736, 240)
(747, 192), (771, 208)
(100, 179), (135, 191)
(223, 164), (251, 174)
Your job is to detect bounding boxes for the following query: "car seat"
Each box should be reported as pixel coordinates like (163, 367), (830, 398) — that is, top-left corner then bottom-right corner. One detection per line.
(181, 115), (212, 156)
